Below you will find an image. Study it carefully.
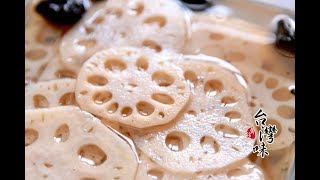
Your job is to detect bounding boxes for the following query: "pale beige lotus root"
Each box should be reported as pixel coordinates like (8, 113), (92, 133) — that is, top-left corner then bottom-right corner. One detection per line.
(25, 106), (138, 180)
(238, 65), (295, 151)
(59, 0), (189, 73)
(186, 15), (295, 150)
(25, 79), (77, 109)
(75, 47), (190, 128)
(132, 57), (256, 173)
(136, 151), (266, 180)
(25, 0), (63, 84)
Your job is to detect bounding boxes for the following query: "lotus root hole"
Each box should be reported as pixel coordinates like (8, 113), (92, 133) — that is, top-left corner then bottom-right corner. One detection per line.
(114, 166), (123, 170)
(80, 90), (88, 95)
(136, 56), (149, 71)
(105, 58), (127, 71)
(25, 48), (47, 61)
(106, 8), (123, 17)
(128, 83), (138, 88)
(136, 101), (155, 116)
(107, 103), (119, 113)
(93, 91), (112, 105)
(227, 167), (248, 178)
(36, 31), (57, 45)
(84, 25), (94, 34)
(77, 39), (97, 48)
(226, 51), (246, 61)
(186, 110), (197, 117)
(80, 178), (96, 180)
(121, 107), (133, 117)
(87, 75), (108, 86)
(252, 72), (264, 83)
(265, 77), (279, 89)
(221, 96), (237, 106)
(59, 92), (76, 105)
(44, 163), (53, 168)
(152, 71), (175, 87)
(147, 168), (164, 179)
(78, 144), (107, 166)
(249, 100), (257, 107)
(152, 93), (174, 104)
(200, 136), (220, 154)
(54, 124), (70, 143)
(25, 128), (39, 146)
(130, 2), (144, 15)
(165, 132), (190, 151)
(184, 70), (198, 86)
(262, 61), (274, 71)
(142, 40), (162, 52)
(33, 94), (49, 108)
(204, 79), (223, 96)
(92, 15), (104, 24)
(225, 111), (242, 122)
(159, 112), (165, 118)
(55, 69), (76, 78)
(37, 63), (48, 77)
(209, 32), (225, 40)
(277, 105), (295, 119)
(215, 124), (240, 138)
(120, 31), (126, 38)
(272, 87), (294, 101)
(143, 15), (167, 27)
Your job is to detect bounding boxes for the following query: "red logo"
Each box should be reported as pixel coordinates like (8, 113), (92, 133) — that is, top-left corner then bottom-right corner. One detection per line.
(247, 127), (256, 139)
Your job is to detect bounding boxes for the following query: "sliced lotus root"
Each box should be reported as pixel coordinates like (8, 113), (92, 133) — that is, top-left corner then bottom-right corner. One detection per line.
(25, 0), (63, 84)
(25, 106), (138, 180)
(136, 151), (266, 180)
(132, 58), (256, 173)
(238, 65), (295, 151)
(186, 14), (294, 80)
(185, 14), (295, 150)
(75, 47), (190, 128)
(25, 79), (77, 109)
(60, 0), (189, 73)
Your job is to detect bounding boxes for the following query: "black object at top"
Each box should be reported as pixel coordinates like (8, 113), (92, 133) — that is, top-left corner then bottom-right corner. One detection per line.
(180, 0), (213, 11)
(35, 0), (87, 25)
(275, 18), (295, 54)
(181, 0), (208, 4)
